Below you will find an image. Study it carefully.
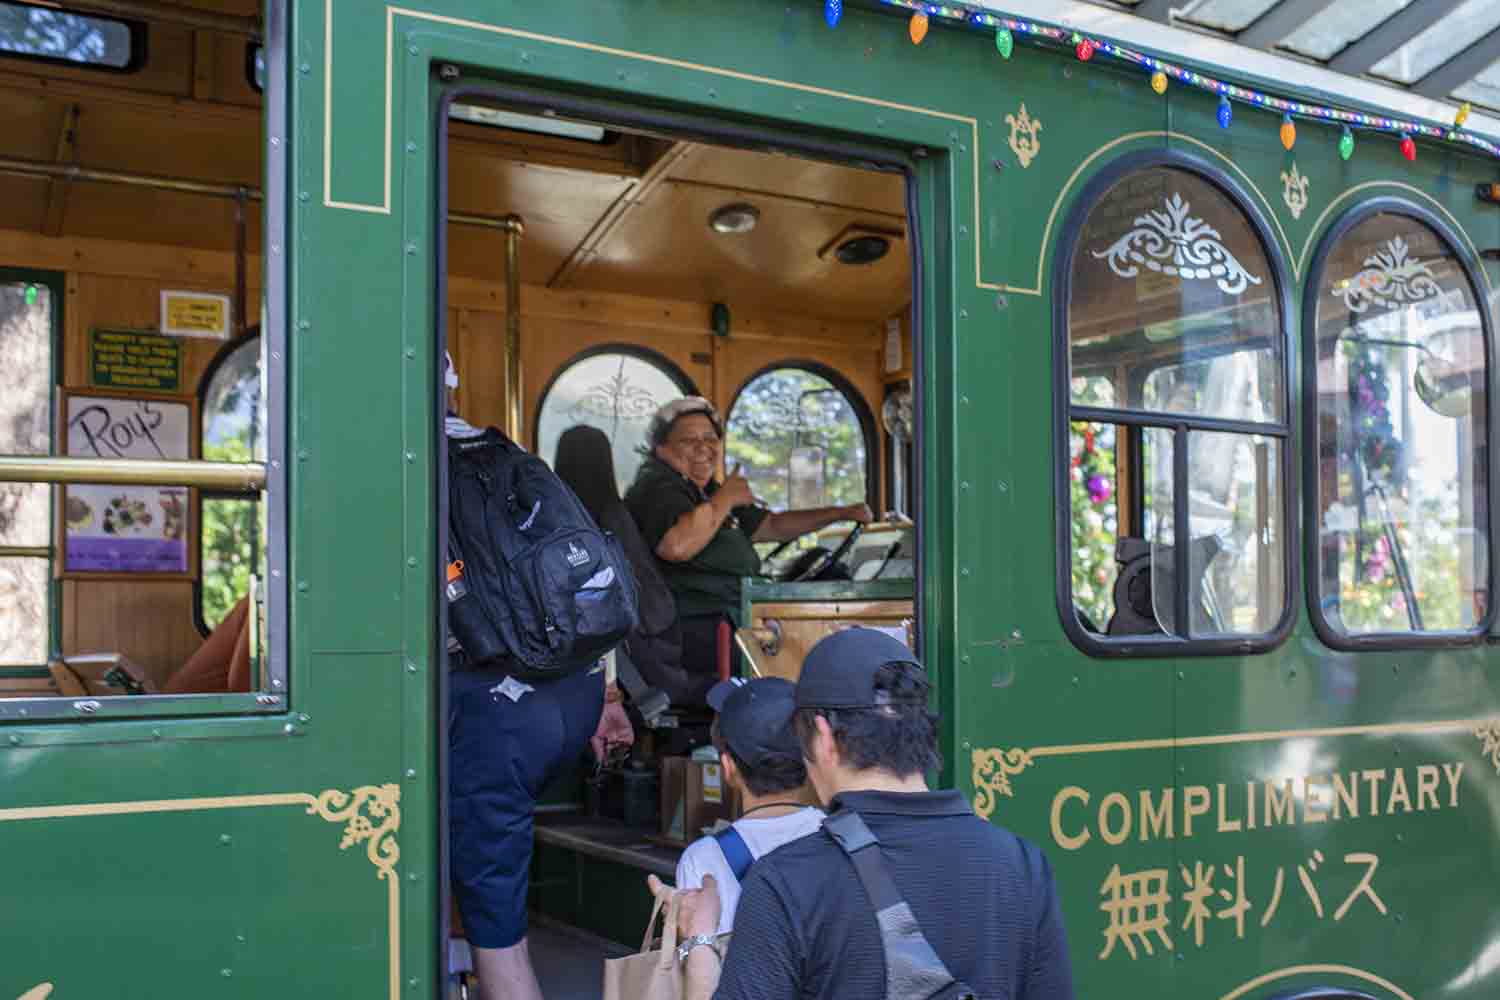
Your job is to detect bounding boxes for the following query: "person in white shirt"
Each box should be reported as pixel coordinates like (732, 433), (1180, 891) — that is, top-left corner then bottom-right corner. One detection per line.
(674, 677), (824, 934)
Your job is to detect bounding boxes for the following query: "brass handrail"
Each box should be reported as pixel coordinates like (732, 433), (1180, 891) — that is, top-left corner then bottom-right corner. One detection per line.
(0, 545), (50, 559)
(0, 456), (265, 493)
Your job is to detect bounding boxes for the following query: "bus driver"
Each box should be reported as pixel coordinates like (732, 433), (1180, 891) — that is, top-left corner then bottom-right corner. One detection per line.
(624, 397), (872, 682)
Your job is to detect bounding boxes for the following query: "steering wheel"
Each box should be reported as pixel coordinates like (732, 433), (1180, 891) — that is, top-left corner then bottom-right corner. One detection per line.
(785, 523), (866, 583)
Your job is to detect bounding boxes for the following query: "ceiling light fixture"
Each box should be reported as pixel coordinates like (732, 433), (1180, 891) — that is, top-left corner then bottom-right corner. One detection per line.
(709, 203), (760, 234)
(818, 222), (904, 265)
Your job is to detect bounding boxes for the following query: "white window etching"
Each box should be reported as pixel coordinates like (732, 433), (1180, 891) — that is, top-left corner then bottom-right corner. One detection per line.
(1091, 192), (1262, 295)
(1335, 236), (1441, 313)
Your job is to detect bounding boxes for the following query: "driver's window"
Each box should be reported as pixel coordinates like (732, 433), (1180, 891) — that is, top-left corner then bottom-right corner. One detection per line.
(724, 365), (871, 562)
(1311, 211), (1489, 637)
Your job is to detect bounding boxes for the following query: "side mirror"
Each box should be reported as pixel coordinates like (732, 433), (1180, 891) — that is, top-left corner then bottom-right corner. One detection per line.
(1414, 326), (1481, 418)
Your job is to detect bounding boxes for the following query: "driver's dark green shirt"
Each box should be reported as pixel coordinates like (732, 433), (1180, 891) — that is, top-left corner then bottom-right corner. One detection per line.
(624, 456), (769, 621)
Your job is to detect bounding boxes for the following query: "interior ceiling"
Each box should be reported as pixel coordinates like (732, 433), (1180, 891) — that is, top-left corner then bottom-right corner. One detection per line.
(447, 129), (911, 322)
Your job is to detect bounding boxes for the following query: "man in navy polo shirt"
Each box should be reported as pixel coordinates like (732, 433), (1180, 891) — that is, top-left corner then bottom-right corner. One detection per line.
(653, 627), (1075, 1000)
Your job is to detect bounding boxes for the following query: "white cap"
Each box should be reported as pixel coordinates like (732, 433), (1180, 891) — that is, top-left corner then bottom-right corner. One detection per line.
(648, 396), (721, 446)
(445, 351), (459, 389)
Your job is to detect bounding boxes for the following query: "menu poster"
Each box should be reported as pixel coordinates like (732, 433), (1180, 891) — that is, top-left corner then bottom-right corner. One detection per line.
(61, 391), (194, 577)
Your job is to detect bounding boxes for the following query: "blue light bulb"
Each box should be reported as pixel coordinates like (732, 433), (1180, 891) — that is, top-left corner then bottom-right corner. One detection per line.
(1217, 95), (1232, 130)
(825, 0), (842, 27)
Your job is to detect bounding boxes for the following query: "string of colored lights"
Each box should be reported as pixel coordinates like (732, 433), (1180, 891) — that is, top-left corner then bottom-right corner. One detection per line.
(828, 0), (1500, 163)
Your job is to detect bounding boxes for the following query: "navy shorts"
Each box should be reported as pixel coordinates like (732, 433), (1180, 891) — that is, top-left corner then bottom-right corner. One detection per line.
(449, 666), (603, 949)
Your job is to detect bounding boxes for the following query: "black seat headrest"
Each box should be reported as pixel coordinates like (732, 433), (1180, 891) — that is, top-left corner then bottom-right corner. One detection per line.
(554, 425), (622, 524)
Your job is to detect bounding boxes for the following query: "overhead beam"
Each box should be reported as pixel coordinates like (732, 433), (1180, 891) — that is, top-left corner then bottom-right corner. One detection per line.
(548, 142), (694, 289)
(1327, 0), (1465, 75)
(1411, 33), (1500, 100)
(1237, 0), (1340, 50)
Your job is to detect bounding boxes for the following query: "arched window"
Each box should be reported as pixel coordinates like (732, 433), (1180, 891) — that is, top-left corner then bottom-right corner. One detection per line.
(725, 366), (871, 512)
(1058, 160), (1291, 652)
(1308, 206), (1491, 645)
(197, 331), (265, 633)
(535, 347), (696, 489)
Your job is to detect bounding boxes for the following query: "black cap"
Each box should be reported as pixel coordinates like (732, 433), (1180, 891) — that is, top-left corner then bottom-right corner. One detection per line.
(706, 677), (800, 767)
(795, 627), (925, 710)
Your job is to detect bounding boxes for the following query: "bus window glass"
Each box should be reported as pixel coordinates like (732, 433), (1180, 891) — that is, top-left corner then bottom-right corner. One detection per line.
(1069, 376), (1118, 630)
(726, 367), (869, 512)
(1063, 164), (1289, 647)
(200, 335), (265, 632)
(1313, 212), (1489, 636)
(537, 349), (693, 490)
(0, 2), (138, 70)
(1188, 431), (1284, 634)
(0, 279), (52, 665)
(1070, 168), (1281, 425)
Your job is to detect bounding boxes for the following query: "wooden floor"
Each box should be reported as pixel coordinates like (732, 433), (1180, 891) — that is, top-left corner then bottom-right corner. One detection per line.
(533, 916), (633, 1000)
(450, 812), (680, 998)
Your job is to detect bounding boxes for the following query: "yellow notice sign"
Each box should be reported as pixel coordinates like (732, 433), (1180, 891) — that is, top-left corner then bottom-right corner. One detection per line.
(160, 289), (231, 339)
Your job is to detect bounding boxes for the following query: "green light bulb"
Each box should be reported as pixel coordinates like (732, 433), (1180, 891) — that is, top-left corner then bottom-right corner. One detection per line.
(24, 285), (37, 305)
(996, 27), (1013, 59)
(1339, 127), (1354, 161)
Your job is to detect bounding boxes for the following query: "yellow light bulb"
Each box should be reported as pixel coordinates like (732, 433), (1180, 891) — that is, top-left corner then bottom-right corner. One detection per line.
(1151, 71), (1167, 95)
(1455, 102), (1471, 127)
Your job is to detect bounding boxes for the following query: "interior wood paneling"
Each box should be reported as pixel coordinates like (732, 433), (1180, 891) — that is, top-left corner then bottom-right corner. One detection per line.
(60, 580), (204, 690)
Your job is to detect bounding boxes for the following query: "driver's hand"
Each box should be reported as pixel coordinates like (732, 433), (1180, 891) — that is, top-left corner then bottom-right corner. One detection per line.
(843, 503), (874, 524)
(718, 472), (756, 509)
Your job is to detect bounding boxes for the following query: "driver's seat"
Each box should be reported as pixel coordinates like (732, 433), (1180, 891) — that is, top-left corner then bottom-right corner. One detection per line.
(554, 426), (716, 711)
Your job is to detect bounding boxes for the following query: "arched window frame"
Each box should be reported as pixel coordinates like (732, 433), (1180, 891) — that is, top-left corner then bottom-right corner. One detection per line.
(1052, 150), (1298, 658)
(193, 327), (262, 637)
(725, 360), (878, 510)
(1302, 198), (1496, 651)
(531, 342), (698, 475)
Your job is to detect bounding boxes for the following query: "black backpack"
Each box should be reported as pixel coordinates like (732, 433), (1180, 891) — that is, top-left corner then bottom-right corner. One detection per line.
(447, 428), (639, 680)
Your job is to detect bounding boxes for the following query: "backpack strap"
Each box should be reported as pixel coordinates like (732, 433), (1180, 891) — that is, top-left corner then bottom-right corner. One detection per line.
(823, 810), (978, 1000)
(713, 824), (755, 883)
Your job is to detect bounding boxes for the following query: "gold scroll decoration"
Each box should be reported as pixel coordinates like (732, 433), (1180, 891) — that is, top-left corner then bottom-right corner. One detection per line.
(306, 784), (402, 880)
(971, 747), (1035, 820)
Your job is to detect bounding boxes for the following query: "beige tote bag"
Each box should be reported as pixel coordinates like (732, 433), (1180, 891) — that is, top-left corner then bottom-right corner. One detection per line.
(603, 890), (685, 1000)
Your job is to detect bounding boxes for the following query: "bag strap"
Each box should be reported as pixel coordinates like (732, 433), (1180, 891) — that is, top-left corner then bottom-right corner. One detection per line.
(823, 810), (900, 910)
(823, 809), (977, 1000)
(639, 888), (682, 968)
(713, 825), (755, 883)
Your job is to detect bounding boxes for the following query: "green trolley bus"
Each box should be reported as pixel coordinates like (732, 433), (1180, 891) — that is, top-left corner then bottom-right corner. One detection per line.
(0, 0), (1498, 997)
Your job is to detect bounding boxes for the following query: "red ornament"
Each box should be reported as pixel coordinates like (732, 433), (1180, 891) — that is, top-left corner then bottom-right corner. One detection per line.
(1400, 133), (1416, 162)
(1076, 39), (1095, 62)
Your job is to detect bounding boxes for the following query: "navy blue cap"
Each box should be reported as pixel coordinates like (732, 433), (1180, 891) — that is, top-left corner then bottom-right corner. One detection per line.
(795, 627), (925, 710)
(706, 677), (800, 767)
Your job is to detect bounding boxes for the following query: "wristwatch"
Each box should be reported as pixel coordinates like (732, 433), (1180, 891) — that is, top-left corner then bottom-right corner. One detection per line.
(676, 934), (722, 964)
